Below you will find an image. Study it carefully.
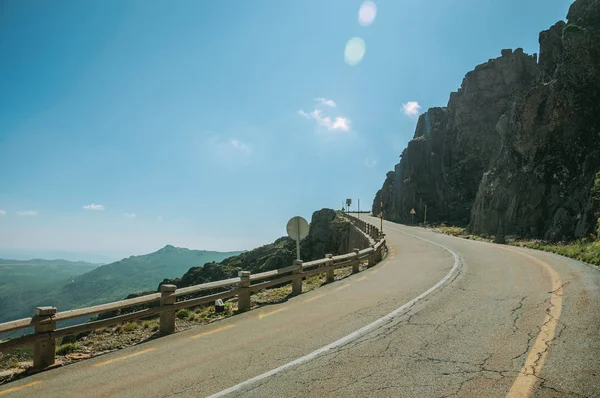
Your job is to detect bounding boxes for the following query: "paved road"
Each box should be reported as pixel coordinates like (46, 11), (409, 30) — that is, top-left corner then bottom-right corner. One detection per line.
(2, 216), (599, 397)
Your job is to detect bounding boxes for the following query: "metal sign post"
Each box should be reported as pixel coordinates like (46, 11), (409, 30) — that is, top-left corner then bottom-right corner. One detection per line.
(358, 199), (360, 219)
(380, 201), (383, 234)
(346, 198), (352, 213)
(286, 216), (310, 260)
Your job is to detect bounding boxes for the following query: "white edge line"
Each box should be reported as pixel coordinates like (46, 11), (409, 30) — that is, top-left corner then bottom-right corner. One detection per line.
(206, 227), (462, 398)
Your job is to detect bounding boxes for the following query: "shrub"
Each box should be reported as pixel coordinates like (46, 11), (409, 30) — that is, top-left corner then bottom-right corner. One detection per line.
(8, 358), (19, 368)
(114, 324), (123, 334)
(176, 309), (191, 319)
(142, 321), (150, 329)
(151, 324), (159, 332)
(122, 322), (139, 332)
(56, 343), (81, 356)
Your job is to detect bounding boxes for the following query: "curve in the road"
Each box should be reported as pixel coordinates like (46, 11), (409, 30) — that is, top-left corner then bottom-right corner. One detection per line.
(207, 229), (463, 398)
(383, 223), (565, 398)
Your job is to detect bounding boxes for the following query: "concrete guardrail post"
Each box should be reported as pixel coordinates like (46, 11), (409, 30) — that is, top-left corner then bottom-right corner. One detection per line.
(160, 284), (177, 335)
(368, 244), (376, 267)
(237, 271), (251, 312)
(325, 254), (334, 283)
(292, 259), (303, 296)
(375, 242), (383, 263)
(352, 248), (360, 274)
(33, 306), (57, 370)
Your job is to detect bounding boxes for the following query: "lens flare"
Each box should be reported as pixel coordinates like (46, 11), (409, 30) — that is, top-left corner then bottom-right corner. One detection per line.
(344, 37), (366, 66)
(358, 1), (377, 26)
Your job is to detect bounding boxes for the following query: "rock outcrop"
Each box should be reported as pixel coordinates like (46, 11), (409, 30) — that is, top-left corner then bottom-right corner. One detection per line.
(374, 0), (600, 241)
(470, 0), (600, 240)
(374, 49), (539, 225)
(161, 209), (369, 289)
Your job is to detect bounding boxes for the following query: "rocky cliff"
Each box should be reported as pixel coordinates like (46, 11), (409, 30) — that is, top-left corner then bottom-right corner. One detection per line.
(374, 0), (600, 241)
(161, 208), (369, 289)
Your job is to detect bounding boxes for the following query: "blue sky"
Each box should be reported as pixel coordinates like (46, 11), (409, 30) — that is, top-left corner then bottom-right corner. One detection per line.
(0, 0), (572, 260)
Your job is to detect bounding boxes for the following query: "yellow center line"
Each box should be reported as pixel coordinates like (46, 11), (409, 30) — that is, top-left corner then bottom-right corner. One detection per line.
(303, 294), (325, 303)
(0, 381), (41, 396)
(334, 284), (351, 291)
(93, 347), (156, 367)
(386, 222), (563, 398)
(501, 247), (563, 398)
(191, 324), (235, 339)
(258, 307), (287, 319)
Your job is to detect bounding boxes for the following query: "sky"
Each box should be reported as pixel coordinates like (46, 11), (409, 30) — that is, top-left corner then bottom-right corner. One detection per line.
(0, 0), (573, 261)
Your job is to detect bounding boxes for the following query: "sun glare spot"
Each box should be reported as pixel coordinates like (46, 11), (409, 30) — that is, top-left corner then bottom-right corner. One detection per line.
(344, 37), (366, 66)
(358, 1), (377, 26)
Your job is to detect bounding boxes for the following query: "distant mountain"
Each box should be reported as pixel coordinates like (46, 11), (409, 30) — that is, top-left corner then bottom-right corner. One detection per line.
(0, 249), (124, 264)
(60, 245), (243, 306)
(0, 258), (100, 299)
(0, 258), (102, 267)
(0, 246), (242, 325)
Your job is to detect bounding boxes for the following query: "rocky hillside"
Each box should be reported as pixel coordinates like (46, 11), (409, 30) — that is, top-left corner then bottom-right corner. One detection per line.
(161, 208), (370, 289)
(374, 0), (600, 241)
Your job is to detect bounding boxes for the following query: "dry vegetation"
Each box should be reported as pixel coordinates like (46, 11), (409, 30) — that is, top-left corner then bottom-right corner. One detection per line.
(0, 262), (368, 383)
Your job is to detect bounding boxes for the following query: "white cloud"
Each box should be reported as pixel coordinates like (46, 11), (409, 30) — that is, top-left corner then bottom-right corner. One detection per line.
(83, 203), (105, 211)
(314, 97), (337, 108)
(298, 109), (351, 132)
(124, 213), (136, 218)
(17, 211), (37, 216)
(403, 101), (422, 117)
(228, 139), (253, 154)
(0, 209), (5, 216)
(365, 158), (378, 168)
(331, 117), (350, 131)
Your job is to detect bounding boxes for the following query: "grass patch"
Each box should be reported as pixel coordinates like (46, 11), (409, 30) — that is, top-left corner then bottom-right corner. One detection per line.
(56, 342), (81, 356)
(431, 225), (467, 236)
(122, 322), (139, 332)
(512, 239), (600, 266)
(0, 346), (33, 369)
(176, 309), (191, 319)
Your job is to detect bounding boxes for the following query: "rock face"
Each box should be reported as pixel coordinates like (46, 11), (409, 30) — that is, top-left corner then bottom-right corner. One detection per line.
(301, 208), (370, 259)
(470, 0), (600, 240)
(374, 0), (600, 241)
(374, 49), (539, 225)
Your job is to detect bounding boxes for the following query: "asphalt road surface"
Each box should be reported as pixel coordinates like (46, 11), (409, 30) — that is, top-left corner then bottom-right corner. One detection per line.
(2, 216), (599, 397)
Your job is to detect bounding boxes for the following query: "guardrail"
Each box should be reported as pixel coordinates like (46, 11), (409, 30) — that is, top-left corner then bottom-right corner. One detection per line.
(0, 215), (386, 370)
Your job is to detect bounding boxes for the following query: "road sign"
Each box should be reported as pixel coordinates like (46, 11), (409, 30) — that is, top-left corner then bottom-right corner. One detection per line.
(286, 216), (310, 259)
(346, 198), (352, 209)
(286, 216), (309, 240)
(410, 208), (416, 215)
